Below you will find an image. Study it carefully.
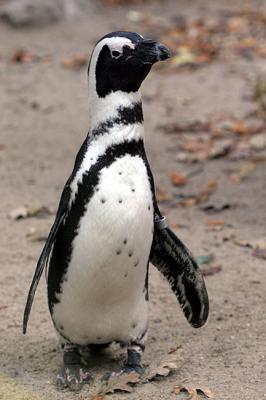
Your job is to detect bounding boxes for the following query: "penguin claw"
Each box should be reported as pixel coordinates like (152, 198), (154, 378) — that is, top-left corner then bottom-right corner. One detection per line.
(56, 368), (68, 390)
(56, 365), (93, 391)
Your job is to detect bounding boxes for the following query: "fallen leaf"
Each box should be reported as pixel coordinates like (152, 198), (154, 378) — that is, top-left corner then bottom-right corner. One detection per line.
(206, 220), (225, 227)
(145, 359), (180, 381)
(252, 248), (266, 260)
(202, 265), (222, 276)
(171, 46), (197, 67)
(234, 237), (266, 250)
(156, 188), (173, 203)
(11, 49), (37, 63)
(26, 228), (48, 242)
(208, 139), (233, 159)
(179, 197), (197, 207)
(174, 384), (213, 399)
(229, 120), (264, 136)
(61, 54), (87, 69)
(170, 172), (187, 186)
(11, 49), (51, 64)
(9, 205), (54, 220)
(168, 345), (182, 354)
(100, 372), (140, 394)
(200, 203), (233, 214)
(91, 396), (106, 400)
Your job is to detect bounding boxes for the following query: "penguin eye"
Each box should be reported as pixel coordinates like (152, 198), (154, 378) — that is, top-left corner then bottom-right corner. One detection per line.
(123, 46), (134, 60)
(111, 50), (122, 59)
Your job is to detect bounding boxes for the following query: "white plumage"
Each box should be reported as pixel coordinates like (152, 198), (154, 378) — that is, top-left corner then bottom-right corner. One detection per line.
(52, 127), (153, 345)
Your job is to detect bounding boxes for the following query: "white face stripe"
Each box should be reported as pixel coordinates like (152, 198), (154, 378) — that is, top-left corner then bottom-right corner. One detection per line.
(87, 36), (142, 130)
(88, 37), (135, 95)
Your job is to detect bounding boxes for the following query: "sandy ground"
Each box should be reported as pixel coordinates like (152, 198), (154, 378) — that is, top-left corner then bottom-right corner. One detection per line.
(1, 1), (266, 399)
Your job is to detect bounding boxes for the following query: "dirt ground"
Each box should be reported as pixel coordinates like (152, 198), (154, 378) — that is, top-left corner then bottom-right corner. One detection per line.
(1, 0), (266, 399)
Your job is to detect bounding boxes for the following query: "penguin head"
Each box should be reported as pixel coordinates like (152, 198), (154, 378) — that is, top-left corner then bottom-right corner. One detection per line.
(88, 31), (171, 98)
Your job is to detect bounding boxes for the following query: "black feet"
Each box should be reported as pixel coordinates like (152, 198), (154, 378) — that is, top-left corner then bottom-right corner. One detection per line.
(56, 364), (93, 391)
(102, 342), (145, 382)
(56, 345), (93, 391)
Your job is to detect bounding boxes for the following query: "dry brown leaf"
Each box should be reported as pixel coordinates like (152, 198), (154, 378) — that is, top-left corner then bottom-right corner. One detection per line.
(11, 49), (37, 63)
(206, 219), (225, 227)
(100, 372), (141, 394)
(91, 396), (106, 400)
(9, 205), (54, 220)
(11, 49), (51, 64)
(174, 384), (214, 399)
(171, 47), (196, 67)
(179, 197), (197, 207)
(156, 188), (173, 203)
(168, 345), (182, 354)
(234, 237), (266, 250)
(170, 172), (187, 186)
(62, 54), (87, 69)
(26, 228), (48, 242)
(200, 203), (233, 213)
(145, 359), (180, 381)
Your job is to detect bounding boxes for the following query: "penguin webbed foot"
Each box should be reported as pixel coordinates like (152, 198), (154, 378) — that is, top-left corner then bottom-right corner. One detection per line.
(101, 364), (144, 382)
(56, 345), (93, 391)
(102, 343), (144, 382)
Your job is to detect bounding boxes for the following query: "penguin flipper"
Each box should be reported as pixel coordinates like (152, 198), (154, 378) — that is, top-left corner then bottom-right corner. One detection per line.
(150, 218), (209, 328)
(23, 184), (70, 334)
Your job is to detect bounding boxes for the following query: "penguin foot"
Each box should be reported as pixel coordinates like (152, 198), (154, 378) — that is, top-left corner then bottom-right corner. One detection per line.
(56, 344), (93, 391)
(56, 365), (93, 391)
(101, 364), (144, 382)
(102, 339), (145, 382)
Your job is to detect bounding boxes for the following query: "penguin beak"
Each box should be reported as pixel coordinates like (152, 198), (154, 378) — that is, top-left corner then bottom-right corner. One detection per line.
(154, 42), (172, 61)
(137, 39), (172, 65)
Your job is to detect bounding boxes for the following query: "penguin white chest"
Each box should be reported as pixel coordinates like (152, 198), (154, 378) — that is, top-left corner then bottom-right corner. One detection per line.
(52, 154), (154, 345)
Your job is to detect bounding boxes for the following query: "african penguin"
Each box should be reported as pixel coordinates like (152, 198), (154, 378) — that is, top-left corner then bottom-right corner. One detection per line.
(23, 31), (209, 392)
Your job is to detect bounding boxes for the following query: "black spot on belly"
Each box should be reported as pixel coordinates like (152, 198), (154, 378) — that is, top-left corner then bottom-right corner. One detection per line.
(101, 198), (106, 204)
(116, 249), (122, 255)
(134, 260), (139, 267)
(148, 205), (151, 210)
(118, 199), (123, 204)
(128, 251), (133, 257)
(60, 325), (64, 331)
(131, 188), (135, 193)
(123, 238), (127, 245)
(96, 336), (102, 340)
(132, 322), (137, 329)
(124, 272), (128, 278)
(118, 171), (123, 175)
